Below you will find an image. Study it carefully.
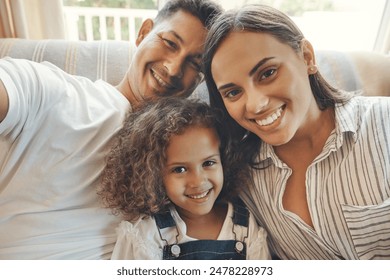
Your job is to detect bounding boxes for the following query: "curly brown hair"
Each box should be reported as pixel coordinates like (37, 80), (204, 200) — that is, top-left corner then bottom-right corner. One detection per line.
(98, 97), (248, 221)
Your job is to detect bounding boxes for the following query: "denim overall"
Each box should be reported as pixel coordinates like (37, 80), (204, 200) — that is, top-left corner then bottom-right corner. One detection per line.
(154, 199), (249, 260)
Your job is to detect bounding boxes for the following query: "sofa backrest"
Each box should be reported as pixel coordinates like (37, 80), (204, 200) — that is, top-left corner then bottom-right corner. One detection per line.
(0, 39), (133, 86)
(1, 38), (389, 100)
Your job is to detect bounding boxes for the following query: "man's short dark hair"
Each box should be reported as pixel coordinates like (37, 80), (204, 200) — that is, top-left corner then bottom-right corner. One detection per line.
(155, 0), (223, 28)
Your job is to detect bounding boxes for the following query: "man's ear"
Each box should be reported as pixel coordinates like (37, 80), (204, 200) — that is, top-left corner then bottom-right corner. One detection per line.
(136, 19), (154, 46)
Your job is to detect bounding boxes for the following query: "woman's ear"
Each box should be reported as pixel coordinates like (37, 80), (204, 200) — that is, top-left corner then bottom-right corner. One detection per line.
(136, 19), (154, 46)
(301, 39), (318, 74)
(301, 39), (316, 66)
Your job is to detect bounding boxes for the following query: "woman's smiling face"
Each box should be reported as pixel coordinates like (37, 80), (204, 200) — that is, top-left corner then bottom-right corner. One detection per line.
(211, 31), (317, 146)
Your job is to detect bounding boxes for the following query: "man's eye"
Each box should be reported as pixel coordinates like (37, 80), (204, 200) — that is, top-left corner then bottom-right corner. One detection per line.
(189, 59), (201, 71)
(172, 167), (186, 173)
(163, 38), (177, 50)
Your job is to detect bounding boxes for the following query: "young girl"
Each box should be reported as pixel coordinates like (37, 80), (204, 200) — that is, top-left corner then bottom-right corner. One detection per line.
(99, 97), (270, 260)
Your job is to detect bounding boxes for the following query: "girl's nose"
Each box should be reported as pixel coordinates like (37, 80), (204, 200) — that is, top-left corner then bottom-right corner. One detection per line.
(187, 169), (206, 188)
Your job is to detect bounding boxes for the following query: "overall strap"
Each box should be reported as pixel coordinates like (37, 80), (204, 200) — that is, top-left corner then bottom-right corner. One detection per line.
(154, 210), (180, 250)
(232, 198), (249, 227)
(154, 210), (176, 229)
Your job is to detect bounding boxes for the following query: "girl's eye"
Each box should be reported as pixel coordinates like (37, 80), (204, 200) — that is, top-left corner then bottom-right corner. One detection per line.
(260, 68), (277, 80)
(203, 160), (216, 167)
(172, 166), (186, 174)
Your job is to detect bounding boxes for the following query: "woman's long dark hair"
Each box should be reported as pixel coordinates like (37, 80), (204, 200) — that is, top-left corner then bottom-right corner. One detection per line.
(203, 4), (354, 168)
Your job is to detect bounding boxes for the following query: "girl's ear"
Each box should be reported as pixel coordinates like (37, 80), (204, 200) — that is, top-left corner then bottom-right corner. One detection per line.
(136, 19), (154, 46)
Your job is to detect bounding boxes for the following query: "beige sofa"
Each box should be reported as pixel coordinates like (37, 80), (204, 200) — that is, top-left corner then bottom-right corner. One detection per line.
(0, 38), (389, 99)
(0, 38), (389, 260)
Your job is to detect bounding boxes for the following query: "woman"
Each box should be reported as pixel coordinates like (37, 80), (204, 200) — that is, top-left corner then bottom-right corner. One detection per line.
(203, 4), (390, 259)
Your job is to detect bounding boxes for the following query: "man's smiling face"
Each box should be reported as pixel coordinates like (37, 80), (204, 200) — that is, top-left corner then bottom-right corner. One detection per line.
(128, 10), (206, 106)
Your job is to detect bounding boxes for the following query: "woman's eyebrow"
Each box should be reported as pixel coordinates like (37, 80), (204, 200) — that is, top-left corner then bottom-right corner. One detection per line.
(249, 57), (275, 76)
(218, 83), (236, 91)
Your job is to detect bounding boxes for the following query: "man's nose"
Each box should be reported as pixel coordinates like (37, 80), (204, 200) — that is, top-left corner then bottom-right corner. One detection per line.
(164, 55), (184, 78)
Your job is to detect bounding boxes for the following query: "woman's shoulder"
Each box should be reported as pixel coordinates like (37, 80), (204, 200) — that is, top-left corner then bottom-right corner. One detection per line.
(345, 94), (390, 107)
(336, 95), (390, 122)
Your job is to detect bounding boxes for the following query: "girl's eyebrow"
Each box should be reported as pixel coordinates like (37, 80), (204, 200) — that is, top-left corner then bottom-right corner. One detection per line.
(205, 153), (220, 160)
(248, 57), (275, 76)
(166, 162), (185, 167)
(166, 153), (220, 166)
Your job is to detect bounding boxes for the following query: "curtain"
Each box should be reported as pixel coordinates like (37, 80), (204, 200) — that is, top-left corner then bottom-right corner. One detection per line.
(0, 0), (65, 39)
(374, 0), (390, 54)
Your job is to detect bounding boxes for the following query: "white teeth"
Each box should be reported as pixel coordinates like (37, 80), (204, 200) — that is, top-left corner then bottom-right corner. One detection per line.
(256, 107), (283, 126)
(187, 190), (209, 199)
(152, 71), (168, 88)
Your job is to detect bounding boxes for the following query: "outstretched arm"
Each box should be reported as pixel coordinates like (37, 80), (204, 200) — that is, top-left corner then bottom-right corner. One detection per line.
(0, 79), (9, 122)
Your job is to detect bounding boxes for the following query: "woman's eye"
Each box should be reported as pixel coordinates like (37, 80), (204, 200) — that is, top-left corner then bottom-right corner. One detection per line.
(223, 88), (241, 99)
(260, 68), (277, 80)
(172, 166), (186, 173)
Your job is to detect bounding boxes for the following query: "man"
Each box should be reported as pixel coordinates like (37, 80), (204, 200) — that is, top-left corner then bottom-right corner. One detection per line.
(0, 0), (222, 259)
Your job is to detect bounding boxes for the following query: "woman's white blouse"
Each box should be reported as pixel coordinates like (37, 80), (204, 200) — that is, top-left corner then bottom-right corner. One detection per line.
(241, 96), (390, 259)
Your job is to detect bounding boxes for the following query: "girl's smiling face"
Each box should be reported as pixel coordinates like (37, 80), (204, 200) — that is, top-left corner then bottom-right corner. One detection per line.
(211, 31), (318, 146)
(163, 126), (224, 219)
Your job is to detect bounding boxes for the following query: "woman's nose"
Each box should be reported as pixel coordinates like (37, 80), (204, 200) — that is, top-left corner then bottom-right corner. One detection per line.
(245, 88), (269, 114)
